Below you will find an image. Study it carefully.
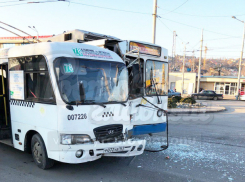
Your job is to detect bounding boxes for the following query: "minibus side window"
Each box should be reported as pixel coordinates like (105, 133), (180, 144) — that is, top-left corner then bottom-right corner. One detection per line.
(9, 57), (25, 71)
(26, 72), (54, 102)
(9, 55), (55, 104)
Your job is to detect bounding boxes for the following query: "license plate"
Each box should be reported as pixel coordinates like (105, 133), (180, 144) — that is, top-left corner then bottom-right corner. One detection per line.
(103, 147), (124, 153)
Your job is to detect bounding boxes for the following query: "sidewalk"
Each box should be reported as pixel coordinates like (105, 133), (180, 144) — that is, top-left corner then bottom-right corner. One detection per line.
(168, 106), (226, 114)
(223, 95), (236, 100)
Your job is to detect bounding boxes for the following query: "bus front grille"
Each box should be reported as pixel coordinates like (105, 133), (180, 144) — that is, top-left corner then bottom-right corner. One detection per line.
(93, 124), (123, 143)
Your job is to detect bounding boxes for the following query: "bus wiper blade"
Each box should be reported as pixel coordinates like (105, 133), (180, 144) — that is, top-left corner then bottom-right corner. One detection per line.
(67, 100), (106, 108)
(84, 100), (107, 108)
(151, 78), (162, 104)
(67, 101), (83, 106)
(108, 101), (126, 107)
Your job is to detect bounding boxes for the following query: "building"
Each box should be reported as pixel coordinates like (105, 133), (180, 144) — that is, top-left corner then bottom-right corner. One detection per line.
(0, 35), (53, 49)
(169, 72), (245, 96)
(169, 72), (197, 94)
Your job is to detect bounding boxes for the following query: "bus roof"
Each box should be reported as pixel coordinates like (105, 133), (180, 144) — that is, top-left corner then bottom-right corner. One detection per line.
(0, 42), (124, 64)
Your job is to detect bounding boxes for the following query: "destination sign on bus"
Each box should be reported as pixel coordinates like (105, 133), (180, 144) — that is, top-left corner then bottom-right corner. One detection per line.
(129, 42), (161, 57)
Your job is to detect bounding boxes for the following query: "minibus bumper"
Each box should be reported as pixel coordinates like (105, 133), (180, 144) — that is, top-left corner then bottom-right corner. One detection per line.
(130, 123), (167, 136)
(58, 139), (146, 164)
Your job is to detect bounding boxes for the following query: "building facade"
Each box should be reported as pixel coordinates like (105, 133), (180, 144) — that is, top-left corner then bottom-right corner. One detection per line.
(169, 72), (245, 95)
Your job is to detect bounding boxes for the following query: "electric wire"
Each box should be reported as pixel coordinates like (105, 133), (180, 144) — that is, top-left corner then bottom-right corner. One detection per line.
(0, 3), (26, 7)
(158, 18), (187, 45)
(205, 37), (240, 41)
(0, 1), (21, 3)
(157, 6), (245, 18)
(161, 17), (239, 38)
(70, 1), (151, 15)
(162, 0), (189, 15)
(159, 9), (245, 18)
(1, 0), (238, 41)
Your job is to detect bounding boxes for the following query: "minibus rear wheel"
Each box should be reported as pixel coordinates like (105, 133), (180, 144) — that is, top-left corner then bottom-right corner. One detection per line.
(31, 133), (54, 169)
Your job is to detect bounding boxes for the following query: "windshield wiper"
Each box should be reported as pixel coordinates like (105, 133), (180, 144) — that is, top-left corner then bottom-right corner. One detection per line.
(67, 100), (83, 106)
(67, 100), (106, 108)
(108, 101), (127, 107)
(84, 100), (106, 108)
(151, 78), (162, 104)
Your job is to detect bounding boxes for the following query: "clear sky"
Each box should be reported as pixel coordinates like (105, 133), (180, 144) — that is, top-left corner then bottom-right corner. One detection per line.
(1, 0), (245, 59)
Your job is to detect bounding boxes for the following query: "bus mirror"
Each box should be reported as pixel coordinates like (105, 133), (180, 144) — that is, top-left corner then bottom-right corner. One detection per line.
(79, 81), (85, 102)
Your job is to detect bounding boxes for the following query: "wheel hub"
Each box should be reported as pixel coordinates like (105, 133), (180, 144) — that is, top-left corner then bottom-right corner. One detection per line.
(33, 142), (42, 164)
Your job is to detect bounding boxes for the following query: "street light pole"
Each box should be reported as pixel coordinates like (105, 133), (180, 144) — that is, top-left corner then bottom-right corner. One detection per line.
(152, 0), (157, 44)
(232, 16), (245, 100)
(28, 26), (39, 43)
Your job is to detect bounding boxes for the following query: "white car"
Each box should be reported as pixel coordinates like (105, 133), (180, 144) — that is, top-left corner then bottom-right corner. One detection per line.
(240, 95), (245, 100)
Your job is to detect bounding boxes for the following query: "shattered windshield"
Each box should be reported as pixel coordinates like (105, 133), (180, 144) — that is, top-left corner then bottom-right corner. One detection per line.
(54, 57), (128, 104)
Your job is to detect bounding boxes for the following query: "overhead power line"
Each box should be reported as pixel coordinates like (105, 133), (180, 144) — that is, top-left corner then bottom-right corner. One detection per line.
(70, 2), (151, 15)
(162, 0), (189, 15)
(160, 17), (238, 37)
(0, 3), (26, 7)
(0, 26), (32, 43)
(205, 37), (241, 41)
(0, 0), (66, 7)
(158, 7), (245, 18)
(158, 18), (187, 44)
(0, 1), (20, 3)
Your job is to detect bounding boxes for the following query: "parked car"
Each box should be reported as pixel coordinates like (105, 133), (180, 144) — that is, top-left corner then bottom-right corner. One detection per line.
(191, 90), (223, 100)
(240, 95), (245, 100)
(168, 89), (181, 98)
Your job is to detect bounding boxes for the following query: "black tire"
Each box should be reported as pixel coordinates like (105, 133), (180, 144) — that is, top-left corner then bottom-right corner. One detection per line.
(31, 133), (54, 169)
(213, 97), (218, 101)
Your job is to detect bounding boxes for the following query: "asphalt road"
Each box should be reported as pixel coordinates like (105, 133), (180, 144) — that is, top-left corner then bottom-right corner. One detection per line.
(0, 100), (244, 182)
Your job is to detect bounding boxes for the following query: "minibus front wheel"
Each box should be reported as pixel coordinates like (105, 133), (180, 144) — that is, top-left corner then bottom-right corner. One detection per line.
(31, 133), (54, 169)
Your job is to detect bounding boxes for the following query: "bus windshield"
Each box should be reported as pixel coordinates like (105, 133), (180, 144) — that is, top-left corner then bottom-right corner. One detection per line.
(54, 58), (128, 104)
(145, 60), (168, 96)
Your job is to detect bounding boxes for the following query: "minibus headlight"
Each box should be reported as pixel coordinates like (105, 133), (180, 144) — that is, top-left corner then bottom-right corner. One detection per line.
(61, 134), (93, 145)
(61, 134), (72, 145)
(72, 134), (93, 144)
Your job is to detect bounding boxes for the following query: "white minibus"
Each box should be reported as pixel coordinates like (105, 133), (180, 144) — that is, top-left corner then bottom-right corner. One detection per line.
(0, 42), (145, 169)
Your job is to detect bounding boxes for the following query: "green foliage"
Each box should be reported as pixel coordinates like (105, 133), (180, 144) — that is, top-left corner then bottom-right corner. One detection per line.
(173, 96), (182, 102)
(168, 96), (196, 108)
(180, 97), (196, 104)
(168, 97), (177, 108)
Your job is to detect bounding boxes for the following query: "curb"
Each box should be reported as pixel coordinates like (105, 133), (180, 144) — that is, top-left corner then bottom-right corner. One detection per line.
(168, 107), (226, 114)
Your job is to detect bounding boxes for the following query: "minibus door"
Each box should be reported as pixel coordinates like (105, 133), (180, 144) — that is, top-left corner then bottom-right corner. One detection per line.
(0, 64), (11, 140)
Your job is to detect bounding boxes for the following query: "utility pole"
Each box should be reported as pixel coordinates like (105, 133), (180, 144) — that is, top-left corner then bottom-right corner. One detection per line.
(172, 31), (177, 71)
(204, 45), (208, 69)
(237, 23), (245, 100)
(232, 16), (245, 100)
(152, 0), (157, 44)
(182, 43), (188, 95)
(192, 50), (195, 72)
(197, 29), (203, 93)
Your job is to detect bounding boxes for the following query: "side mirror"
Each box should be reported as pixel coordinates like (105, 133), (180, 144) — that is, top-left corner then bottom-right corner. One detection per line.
(79, 81), (85, 102)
